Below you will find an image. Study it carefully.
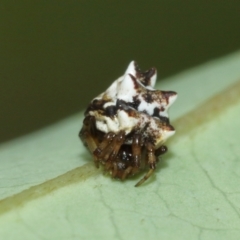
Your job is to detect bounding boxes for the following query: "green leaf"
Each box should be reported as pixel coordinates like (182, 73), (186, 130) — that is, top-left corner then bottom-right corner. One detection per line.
(1, 52), (240, 240)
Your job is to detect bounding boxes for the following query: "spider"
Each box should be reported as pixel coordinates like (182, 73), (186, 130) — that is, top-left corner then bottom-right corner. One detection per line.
(79, 61), (177, 186)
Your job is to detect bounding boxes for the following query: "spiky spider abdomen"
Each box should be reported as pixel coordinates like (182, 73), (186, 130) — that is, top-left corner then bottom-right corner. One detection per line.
(79, 61), (177, 187)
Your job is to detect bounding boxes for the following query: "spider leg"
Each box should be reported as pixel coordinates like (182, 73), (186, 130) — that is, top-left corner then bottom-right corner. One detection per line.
(155, 145), (168, 157)
(80, 129), (98, 153)
(93, 132), (115, 160)
(79, 116), (99, 167)
(121, 133), (143, 177)
(114, 133), (143, 181)
(79, 116), (95, 150)
(100, 131), (125, 177)
(97, 130), (126, 162)
(108, 131), (125, 161)
(135, 141), (156, 187)
(132, 134), (142, 168)
(105, 131), (126, 177)
(135, 169), (154, 187)
(111, 161), (119, 178)
(121, 166), (133, 180)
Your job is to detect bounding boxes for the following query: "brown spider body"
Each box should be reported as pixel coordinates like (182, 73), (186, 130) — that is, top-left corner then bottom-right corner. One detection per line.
(79, 61), (177, 186)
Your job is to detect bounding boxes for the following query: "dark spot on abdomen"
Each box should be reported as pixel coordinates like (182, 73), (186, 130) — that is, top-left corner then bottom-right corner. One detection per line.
(105, 105), (117, 117)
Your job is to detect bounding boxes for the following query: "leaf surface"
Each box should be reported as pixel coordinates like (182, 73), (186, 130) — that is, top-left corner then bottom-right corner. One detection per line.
(1, 52), (240, 240)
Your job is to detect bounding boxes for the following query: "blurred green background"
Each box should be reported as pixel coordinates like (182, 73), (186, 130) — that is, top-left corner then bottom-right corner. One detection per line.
(1, 1), (240, 143)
